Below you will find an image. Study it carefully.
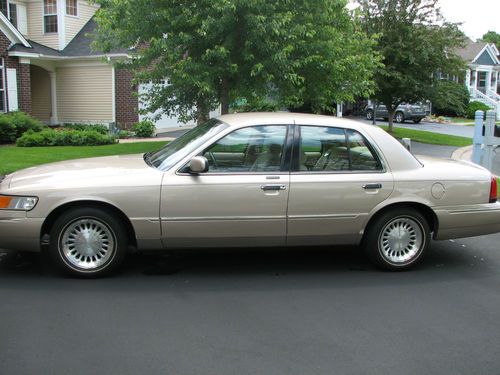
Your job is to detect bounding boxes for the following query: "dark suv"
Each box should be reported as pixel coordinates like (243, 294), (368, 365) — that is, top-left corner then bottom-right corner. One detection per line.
(365, 103), (427, 123)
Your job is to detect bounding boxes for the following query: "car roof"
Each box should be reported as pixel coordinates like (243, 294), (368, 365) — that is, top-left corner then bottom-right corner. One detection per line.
(217, 112), (366, 131)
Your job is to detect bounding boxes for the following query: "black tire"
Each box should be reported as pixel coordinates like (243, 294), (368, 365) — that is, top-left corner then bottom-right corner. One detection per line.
(48, 207), (128, 278)
(413, 118), (422, 124)
(362, 207), (430, 271)
(366, 110), (374, 121)
(395, 112), (405, 123)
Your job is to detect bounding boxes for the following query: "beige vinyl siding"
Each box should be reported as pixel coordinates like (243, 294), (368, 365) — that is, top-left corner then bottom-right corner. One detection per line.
(56, 64), (113, 123)
(30, 65), (52, 122)
(65, 1), (98, 46)
(26, 0), (58, 49)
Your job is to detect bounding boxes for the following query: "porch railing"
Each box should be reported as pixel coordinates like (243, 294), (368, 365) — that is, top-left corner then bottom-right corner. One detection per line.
(487, 89), (500, 102)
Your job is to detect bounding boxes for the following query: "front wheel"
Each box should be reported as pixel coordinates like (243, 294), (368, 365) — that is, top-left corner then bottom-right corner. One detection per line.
(363, 208), (430, 271)
(395, 112), (405, 123)
(48, 207), (128, 277)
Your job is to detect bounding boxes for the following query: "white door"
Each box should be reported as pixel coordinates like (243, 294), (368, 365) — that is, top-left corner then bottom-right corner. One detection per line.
(7, 69), (18, 112)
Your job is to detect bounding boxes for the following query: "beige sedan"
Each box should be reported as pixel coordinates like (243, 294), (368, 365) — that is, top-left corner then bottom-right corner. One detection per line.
(1, 113), (499, 277)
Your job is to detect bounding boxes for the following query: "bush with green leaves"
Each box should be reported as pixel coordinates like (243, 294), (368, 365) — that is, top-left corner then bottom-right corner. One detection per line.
(63, 123), (110, 134)
(16, 129), (117, 147)
(0, 112), (45, 143)
(132, 120), (155, 138)
(466, 101), (492, 119)
(430, 81), (470, 117)
(118, 130), (132, 139)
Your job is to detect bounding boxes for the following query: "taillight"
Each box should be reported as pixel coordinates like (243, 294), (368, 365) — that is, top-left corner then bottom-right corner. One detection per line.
(490, 176), (498, 203)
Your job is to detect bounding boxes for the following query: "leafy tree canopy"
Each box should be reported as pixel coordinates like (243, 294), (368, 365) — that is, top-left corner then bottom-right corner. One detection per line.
(481, 30), (500, 49)
(357, 0), (466, 130)
(92, 0), (380, 123)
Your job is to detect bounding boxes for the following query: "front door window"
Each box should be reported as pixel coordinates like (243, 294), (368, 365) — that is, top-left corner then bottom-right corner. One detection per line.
(202, 125), (287, 173)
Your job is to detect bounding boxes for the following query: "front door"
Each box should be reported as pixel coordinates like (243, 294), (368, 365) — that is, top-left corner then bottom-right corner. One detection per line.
(160, 124), (291, 248)
(287, 125), (394, 246)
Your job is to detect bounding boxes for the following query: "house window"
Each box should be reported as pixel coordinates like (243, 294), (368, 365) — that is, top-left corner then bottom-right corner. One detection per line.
(44, 0), (58, 33)
(0, 0), (7, 18)
(9, 3), (16, 28)
(0, 58), (5, 113)
(66, 0), (77, 16)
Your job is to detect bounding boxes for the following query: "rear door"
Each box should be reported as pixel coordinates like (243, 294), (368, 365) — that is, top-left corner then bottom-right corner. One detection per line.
(287, 125), (394, 246)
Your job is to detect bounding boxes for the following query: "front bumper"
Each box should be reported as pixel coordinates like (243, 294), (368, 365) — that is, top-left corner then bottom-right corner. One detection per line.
(434, 202), (500, 240)
(0, 211), (43, 252)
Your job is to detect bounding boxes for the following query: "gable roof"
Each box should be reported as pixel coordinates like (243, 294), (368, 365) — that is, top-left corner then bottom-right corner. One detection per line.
(9, 18), (128, 59)
(456, 38), (500, 65)
(0, 10), (30, 48)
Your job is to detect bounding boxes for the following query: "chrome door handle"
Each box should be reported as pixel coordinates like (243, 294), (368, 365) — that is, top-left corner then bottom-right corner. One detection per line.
(261, 185), (286, 191)
(363, 183), (382, 190)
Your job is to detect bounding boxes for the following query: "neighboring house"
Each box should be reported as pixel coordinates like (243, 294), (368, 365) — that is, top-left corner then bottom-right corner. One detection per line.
(456, 38), (500, 117)
(0, 0), (138, 128)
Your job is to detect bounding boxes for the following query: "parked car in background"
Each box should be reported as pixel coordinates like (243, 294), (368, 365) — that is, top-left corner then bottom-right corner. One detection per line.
(365, 103), (428, 123)
(1, 112), (499, 278)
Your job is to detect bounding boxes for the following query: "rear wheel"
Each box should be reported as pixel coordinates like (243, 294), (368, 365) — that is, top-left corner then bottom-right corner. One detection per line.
(413, 118), (422, 124)
(363, 208), (430, 271)
(395, 112), (405, 123)
(48, 207), (128, 277)
(366, 110), (374, 121)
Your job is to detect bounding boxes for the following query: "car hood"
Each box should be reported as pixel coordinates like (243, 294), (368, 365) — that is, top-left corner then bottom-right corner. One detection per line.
(7, 154), (160, 191)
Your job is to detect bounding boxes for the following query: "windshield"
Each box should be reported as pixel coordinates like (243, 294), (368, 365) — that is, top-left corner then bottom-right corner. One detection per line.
(147, 119), (228, 171)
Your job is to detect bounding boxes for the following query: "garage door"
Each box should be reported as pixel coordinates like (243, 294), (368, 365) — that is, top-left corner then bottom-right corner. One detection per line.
(139, 81), (221, 130)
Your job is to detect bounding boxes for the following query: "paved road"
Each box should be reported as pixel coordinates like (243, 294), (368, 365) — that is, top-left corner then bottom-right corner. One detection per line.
(1, 234), (500, 375)
(355, 117), (475, 138)
(1, 124), (500, 374)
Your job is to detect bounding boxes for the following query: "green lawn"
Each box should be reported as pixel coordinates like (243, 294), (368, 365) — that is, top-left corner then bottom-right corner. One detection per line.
(380, 126), (472, 147)
(0, 142), (167, 175)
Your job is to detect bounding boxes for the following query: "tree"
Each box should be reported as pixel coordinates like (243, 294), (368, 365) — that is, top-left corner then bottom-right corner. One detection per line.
(92, 0), (379, 124)
(357, 0), (465, 131)
(481, 31), (500, 49)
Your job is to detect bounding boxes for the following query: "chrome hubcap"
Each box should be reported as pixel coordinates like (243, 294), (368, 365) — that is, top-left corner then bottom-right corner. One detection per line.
(60, 218), (115, 270)
(379, 217), (423, 264)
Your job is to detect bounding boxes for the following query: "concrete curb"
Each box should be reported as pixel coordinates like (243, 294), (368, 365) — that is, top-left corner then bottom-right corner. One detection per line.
(118, 136), (173, 144)
(451, 145), (473, 162)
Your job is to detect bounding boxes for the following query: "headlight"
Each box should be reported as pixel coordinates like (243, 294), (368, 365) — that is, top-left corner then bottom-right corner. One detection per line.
(0, 195), (38, 211)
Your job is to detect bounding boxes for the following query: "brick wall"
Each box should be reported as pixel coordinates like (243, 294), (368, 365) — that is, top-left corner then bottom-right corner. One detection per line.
(115, 68), (139, 129)
(0, 31), (32, 114)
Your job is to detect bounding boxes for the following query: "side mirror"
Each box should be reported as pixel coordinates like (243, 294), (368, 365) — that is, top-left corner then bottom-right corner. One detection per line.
(188, 156), (209, 174)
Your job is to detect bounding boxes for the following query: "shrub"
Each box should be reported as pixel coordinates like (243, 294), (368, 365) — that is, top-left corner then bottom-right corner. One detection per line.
(0, 112), (45, 143)
(118, 130), (132, 139)
(63, 123), (110, 134)
(16, 129), (117, 147)
(466, 101), (492, 119)
(132, 120), (156, 138)
(430, 81), (470, 117)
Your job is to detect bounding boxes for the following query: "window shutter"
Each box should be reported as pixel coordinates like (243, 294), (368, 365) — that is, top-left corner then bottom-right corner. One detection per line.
(7, 68), (18, 112)
(17, 4), (28, 35)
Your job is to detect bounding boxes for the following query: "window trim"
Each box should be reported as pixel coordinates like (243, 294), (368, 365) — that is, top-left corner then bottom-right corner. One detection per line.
(43, 0), (58, 34)
(8, 2), (16, 28)
(291, 124), (387, 174)
(65, 0), (78, 17)
(0, 58), (6, 113)
(176, 124), (293, 176)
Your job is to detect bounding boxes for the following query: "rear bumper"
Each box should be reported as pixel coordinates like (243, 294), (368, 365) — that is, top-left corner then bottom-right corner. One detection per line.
(434, 202), (500, 240)
(0, 211), (43, 252)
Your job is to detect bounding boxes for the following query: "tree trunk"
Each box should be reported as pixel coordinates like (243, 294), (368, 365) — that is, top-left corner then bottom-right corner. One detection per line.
(220, 76), (230, 115)
(387, 108), (395, 133)
(196, 102), (209, 125)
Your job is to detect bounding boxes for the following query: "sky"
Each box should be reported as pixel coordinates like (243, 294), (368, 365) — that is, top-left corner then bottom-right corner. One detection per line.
(439, 0), (500, 41)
